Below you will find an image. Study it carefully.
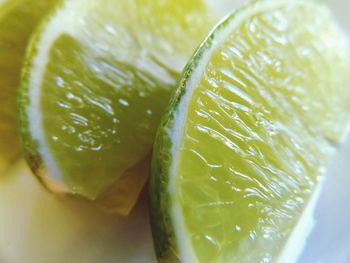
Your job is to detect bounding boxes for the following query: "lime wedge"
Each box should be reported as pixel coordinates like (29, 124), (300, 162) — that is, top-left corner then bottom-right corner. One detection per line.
(18, 0), (236, 214)
(150, 0), (350, 261)
(0, 0), (56, 173)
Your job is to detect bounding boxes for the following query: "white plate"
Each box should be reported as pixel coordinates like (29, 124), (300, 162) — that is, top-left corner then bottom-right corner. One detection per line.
(0, 1), (349, 262)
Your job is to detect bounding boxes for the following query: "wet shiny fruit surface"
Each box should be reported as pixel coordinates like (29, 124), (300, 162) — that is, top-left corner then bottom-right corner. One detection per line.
(150, 0), (350, 262)
(18, 0), (236, 214)
(0, 0), (56, 172)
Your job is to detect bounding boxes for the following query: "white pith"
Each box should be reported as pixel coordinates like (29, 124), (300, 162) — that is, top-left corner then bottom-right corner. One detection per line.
(27, 0), (95, 190)
(167, 1), (337, 262)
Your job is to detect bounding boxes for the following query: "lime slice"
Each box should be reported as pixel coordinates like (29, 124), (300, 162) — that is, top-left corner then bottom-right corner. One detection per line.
(18, 0), (236, 214)
(0, 0), (56, 173)
(150, 0), (350, 262)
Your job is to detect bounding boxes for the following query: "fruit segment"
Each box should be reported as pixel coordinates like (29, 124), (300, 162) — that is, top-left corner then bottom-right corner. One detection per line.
(150, 1), (350, 262)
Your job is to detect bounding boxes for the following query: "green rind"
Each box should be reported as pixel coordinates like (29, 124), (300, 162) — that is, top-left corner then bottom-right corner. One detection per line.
(17, 0), (64, 192)
(150, 121), (178, 262)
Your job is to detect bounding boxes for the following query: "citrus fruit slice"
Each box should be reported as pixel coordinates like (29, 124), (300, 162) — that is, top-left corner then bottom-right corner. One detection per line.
(150, 0), (350, 262)
(0, 0), (56, 173)
(18, 0), (236, 214)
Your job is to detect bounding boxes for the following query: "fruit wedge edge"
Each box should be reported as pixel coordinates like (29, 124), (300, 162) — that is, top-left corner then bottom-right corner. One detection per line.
(150, 1), (255, 260)
(17, 0), (66, 193)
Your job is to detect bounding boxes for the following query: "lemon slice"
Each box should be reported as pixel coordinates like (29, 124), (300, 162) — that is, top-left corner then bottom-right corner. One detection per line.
(150, 0), (350, 262)
(18, 0), (236, 214)
(0, 0), (56, 173)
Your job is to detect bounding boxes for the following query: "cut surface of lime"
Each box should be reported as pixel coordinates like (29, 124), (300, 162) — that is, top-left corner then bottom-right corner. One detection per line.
(150, 0), (350, 262)
(18, 0), (236, 214)
(0, 0), (56, 173)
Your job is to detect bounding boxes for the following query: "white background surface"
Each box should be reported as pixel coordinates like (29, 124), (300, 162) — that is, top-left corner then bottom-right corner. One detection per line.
(0, 1), (349, 263)
(300, 139), (350, 262)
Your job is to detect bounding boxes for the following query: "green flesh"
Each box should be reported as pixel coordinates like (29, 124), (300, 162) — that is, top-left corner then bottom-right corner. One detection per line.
(0, 0), (56, 172)
(152, 1), (350, 262)
(23, 0), (236, 201)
